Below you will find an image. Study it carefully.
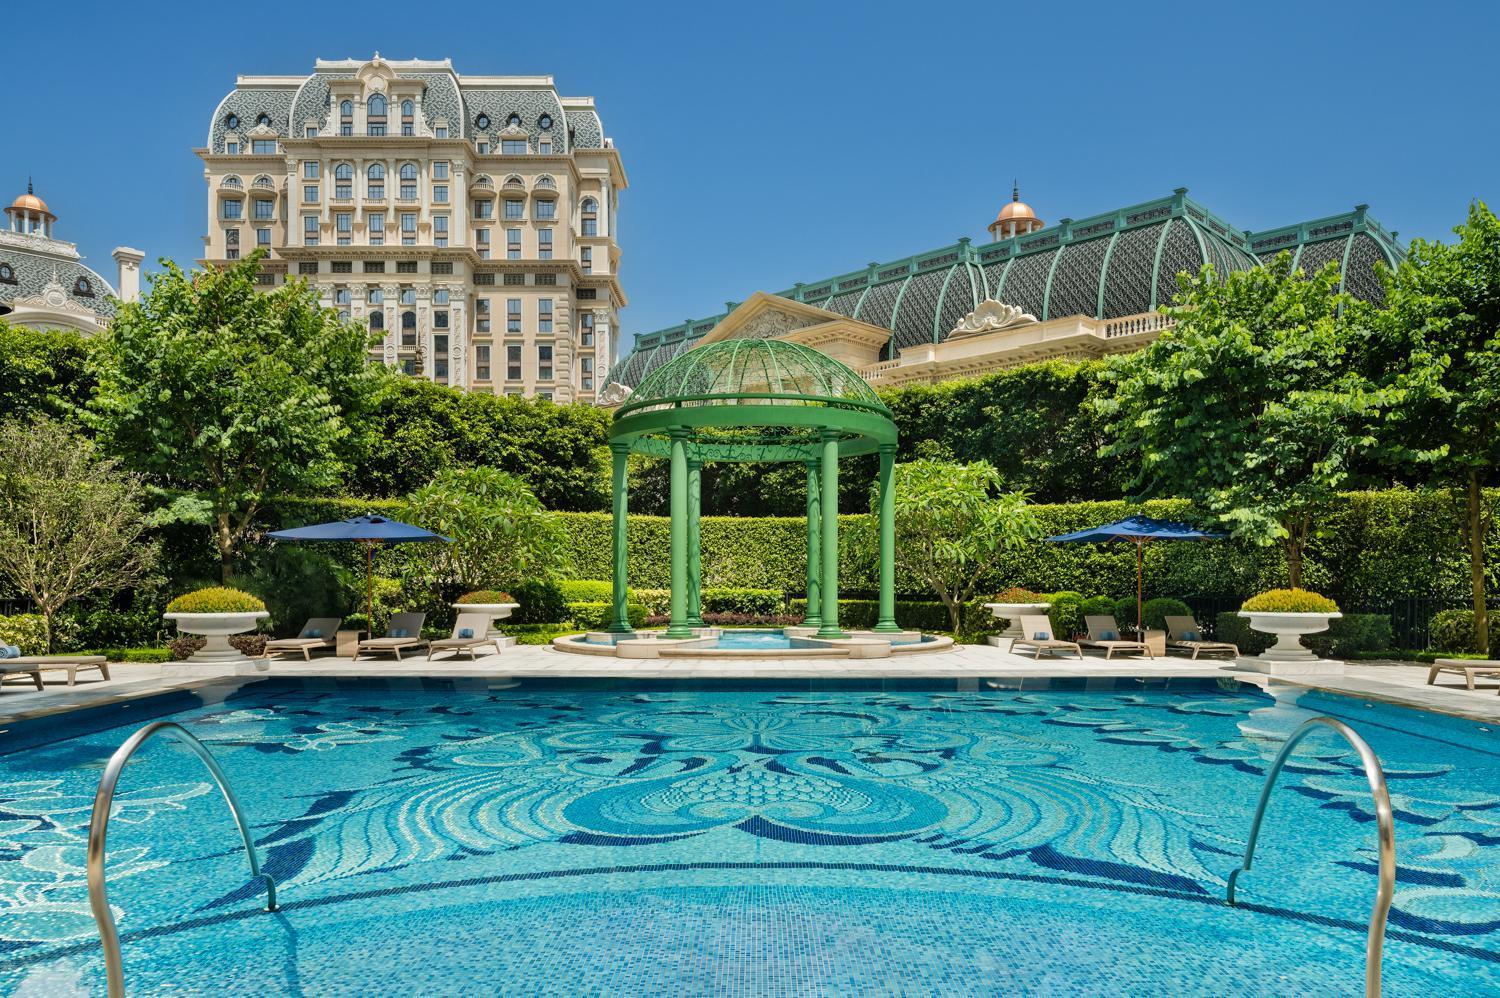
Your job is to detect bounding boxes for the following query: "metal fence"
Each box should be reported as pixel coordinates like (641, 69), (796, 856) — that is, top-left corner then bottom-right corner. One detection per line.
(1182, 595), (1494, 651)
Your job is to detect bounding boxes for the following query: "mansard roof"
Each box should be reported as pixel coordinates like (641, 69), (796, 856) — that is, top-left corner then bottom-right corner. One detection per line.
(613, 191), (1404, 389)
(0, 231), (117, 321)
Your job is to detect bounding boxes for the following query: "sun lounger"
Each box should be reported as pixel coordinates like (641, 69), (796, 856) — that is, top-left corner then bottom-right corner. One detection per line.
(1427, 658), (1500, 691)
(264, 617), (344, 661)
(1080, 615), (1153, 659)
(354, 613), (428, 661)
(1164, 616), (1240, 659)
(428, 612), (501, 661)
(1009, 614), (1083, 659)
(0, 655), (110, 689)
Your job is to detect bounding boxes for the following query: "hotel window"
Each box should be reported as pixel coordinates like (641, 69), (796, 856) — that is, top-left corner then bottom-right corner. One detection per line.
(367, 94), (386, 136)
(251, 139), (276, 154)
(335, 212), (352, 245)
(476, 344), (491, 380)
(581, 357), (594, 391)
(256, 227), (271, 247)
(534, 200), (556, 221)
(253, 198), (274, 220)
(435, 310), (448, 330)
(507, 298), (521, 333)
(433, 184), (449, 204)
(227, 142), (239, 155)
(506, 344), (522, 380)
(306, 128), (318, 138)
(504, 273), (525, 286)
(539, 140), (551, 155)
(367, 288), (384, 305)
(434, 289), (450, 305)
(582, 217), (598, 237)
(303, 215), (320, 245)
(580, 312), (594, 346)
(401, 100), (414, 136)
(475, 228), (490, 255)
(369, 311), (384, 331)
(433, 162), (449, 180)
(473, 200), (493, 219)
(502, 139), (527, 154)
(397, 260), (418, 273)
(399, 164), (417, 200)
(367, 164), (385, 199)
(303, 185), (319, 203)
(401, 311), (416, 343)
(334, 163), (352, 199)
(538, 229), (552, 259)
(433, 215), (449, 247)
(332, 260), (353, 274)
(368, 214), (384, 245)
(225, 228), (240, 260)
(401, 359), (415, 375)
(535, 273), (556, 286)
(222, 199), (242, 220)
(537, 344), (553, 381)
(507, 228), (521, 259)
(435, 126), (448, 138)
(299, 261), (318, 275)
(477, 142), (490, 155)
(303, 161), (320, 180)
(339, 101), (353, 135)
(335, 287), (351, 306)
(400, 212), (417, 245)
(400, 288), (416, 306)
(434, 336), (449, 380)
(538, 299), (553, 333)
(504, 199), (523, 220)
(581, 247), (593, 274)
(364, 261), (385, 273)
(476, 297), (490, 331)
(432, 261), (453, 274)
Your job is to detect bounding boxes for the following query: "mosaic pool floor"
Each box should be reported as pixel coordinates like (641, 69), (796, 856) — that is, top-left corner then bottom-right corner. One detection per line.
(1, 678), (1496, 995)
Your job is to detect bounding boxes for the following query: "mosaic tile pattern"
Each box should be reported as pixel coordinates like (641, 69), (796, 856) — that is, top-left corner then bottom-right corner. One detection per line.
(1, 679), (1495, 994)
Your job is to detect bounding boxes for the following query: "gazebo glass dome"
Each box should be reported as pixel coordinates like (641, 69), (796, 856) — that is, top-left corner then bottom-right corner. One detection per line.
(604, 338), (901, 639)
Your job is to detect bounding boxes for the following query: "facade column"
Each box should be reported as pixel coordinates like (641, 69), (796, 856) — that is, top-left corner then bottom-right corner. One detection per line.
(874, 444), (901, 632)
(666, 429), (693, 638)
(607, 442), (632, 632)
(815, 431), (845, 639)
(686, 457), (703, 627)
(802, 458), (822, 627)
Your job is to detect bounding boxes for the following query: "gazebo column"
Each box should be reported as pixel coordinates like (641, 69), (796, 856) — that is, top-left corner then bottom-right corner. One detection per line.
(802, 458), (822, 628)
(815, 430), (845, 639)
(873, 444), (901, 632)
(666, 428), (694, 638)
(686, 457), (703, 627)
(607, 442), (632, 633)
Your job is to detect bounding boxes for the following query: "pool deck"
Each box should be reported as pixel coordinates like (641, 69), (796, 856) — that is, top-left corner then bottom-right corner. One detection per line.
(2, 643), (1497, 727)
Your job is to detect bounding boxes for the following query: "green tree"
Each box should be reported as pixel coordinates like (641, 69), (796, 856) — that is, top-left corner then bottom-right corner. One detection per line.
(0, 418), (159, 649)
(1095, 256), (1382, 588)
(0, 320), (96, 421)
(857, 459), (1039, 631)
(1365, 201), (1500, 653)
(89, 252), (378, 582)
(401, 466), (567, 593)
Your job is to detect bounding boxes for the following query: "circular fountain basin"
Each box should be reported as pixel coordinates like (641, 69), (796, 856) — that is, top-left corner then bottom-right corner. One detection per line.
(553, 627), (953, 659)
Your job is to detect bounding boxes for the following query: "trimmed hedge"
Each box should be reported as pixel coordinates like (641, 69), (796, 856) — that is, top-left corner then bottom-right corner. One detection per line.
(0, 613), (49, 654)
(702, 588), (784, 615)
(1430, 610), (1481, 654)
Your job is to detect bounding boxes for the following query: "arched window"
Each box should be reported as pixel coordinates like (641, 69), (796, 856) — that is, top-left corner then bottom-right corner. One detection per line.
(340, 100), (353, 117)
(368, 94), (387, 117)
(401, 99), (414, 117)
(581, 197), (598, 213)
(370, 311), (385, 331)
(334, 163), (353, 199)
(367, 163), (385, 199)
(399, 163), (418, 180)
(368, 164), (385, 180)
(402, 310), (416, 329)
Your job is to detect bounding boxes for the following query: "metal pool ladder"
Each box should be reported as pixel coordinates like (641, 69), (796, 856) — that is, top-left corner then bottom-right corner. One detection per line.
(87, 721), (279, 998)
(1226, 716), (1396, 998)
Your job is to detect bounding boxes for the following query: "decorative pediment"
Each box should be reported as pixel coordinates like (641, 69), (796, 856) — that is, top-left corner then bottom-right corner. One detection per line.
(598, 381), (633, 405)
(948, 299), (1038, 339)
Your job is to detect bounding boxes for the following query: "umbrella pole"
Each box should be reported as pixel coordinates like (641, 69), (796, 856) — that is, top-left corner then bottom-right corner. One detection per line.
(1136, 540), (1144, 632)
(366, 542), (375, 633)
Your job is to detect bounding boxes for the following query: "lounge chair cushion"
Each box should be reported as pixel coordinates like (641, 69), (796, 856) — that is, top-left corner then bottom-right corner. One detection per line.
(1182, 630), (1200, 641)
(0, 645), (19, 659)
(459, 628), (474, 638)
(1033, 631), (1050, 640)
(1100, 630), (1117, 640)
(303, 628), (322, 638)
(392, 628), (408, 638)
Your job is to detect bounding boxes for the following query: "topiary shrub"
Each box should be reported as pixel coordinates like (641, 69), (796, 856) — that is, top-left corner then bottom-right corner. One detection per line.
(511, 579), (567, 624)
(565, 601), (646, 630)
(1429, 610), (1480, 654)
(702, 587), (785, 616)
(165, 587), (266, 614)
(1141, 597), (1193, 632)
(455, 589), (516, 604)
(556, 580), (614, 602)
(0, 613), (49, 655)
(1079, 596), (1118, 626)
(1111, 596), (1141, 628)
(1043, 591), (1087, 640)
(1241, 589), (1340, 614)
(990, 587), (1045, 603)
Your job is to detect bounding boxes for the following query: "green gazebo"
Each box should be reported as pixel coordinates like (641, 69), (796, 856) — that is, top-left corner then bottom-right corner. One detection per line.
(606, 339), (900, 640)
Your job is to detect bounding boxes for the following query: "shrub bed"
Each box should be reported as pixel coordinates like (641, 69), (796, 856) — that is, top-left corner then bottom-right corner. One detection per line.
(0, 613), (49, 655)
(1429, 610), (1481, 654)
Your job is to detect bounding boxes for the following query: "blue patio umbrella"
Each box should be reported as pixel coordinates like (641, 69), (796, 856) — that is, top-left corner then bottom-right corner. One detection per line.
(1045, 516), (1227, 630)
(266, 515), (452, 629)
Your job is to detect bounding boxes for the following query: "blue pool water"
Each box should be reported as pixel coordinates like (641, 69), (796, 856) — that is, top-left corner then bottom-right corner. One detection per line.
(1, 677), (1497, 995)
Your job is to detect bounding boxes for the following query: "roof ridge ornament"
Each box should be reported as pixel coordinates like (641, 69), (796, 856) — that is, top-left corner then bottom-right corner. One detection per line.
(948, 299), (1038, 339)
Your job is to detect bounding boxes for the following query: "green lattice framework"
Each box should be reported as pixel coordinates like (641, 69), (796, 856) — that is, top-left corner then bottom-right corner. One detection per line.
(613, 190), (1406, 387)
(607, 340), (900, 639)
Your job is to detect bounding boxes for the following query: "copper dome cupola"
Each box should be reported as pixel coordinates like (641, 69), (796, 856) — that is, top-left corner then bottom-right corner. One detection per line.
(988, 181), (1043, 241)
(6, 178), (57, 238)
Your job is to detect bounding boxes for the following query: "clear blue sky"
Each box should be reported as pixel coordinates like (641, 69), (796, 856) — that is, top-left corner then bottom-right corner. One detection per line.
(4, 0), (1494, 348)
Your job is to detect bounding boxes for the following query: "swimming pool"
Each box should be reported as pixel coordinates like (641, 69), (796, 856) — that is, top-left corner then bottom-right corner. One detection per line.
(2, 677), (1496, 994)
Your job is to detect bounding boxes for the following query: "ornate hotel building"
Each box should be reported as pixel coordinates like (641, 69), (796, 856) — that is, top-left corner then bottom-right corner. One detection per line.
(196, 55), (626, 402)
(609, 187), (1403, 395)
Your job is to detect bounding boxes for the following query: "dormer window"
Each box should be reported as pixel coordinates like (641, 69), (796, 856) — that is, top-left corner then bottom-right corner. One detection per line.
(225, 113), (240, 130)
(476, 113), (491, 130)
(538, 113), (552, 130)
(255, 113), (271, 127)
(0, 263), (15, 284)
(507, 113), (521, 127)
(73, 276), (93, 297)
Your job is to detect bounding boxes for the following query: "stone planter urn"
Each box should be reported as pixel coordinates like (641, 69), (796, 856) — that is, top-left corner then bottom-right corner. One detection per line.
(452, 602), (519, 641)
(1238, 611), (1343, 674)
(983, 602), (1053, 647)
(164, 612), (269, 664)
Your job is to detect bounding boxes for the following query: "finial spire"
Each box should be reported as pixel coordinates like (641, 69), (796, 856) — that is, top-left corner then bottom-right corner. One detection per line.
(28, 176), (34, 195)
(1012, 179), (1019, 202)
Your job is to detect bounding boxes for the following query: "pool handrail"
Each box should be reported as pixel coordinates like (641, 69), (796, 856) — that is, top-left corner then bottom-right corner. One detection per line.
(87, 720), (279, 998)
(1226, 715), (1395, 997)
